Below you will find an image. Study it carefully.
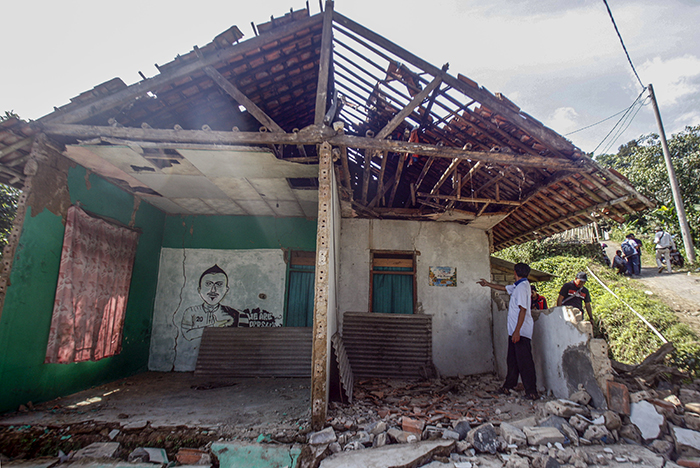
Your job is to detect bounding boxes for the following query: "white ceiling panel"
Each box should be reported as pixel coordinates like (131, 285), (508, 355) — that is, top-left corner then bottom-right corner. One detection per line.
(64, 146), (152, 192)
(270, 200), (305, 218)
(132, 174), (229, 199)
(84, 145), (158, 174)
(180, 149), (318, 178)
(247, 178), (296, 201)
(235, 199), (275, 216)
(172, 198), (218, 214)
(141, 196), (192, 214)
(203, 198), (248, 215)
(299, 200), (318, 218)
(210, 177), (264, 200)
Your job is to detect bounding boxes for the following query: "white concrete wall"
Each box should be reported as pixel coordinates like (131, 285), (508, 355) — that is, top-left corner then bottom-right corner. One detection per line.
(338, 218), (493, 376)
(148, 248), (286, 372)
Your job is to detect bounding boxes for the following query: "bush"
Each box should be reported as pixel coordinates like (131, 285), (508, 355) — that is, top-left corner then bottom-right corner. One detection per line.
(529, 255), (700, 378)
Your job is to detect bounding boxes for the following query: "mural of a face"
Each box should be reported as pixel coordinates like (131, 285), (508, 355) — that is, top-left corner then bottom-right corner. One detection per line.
(198, 272), (229, 305)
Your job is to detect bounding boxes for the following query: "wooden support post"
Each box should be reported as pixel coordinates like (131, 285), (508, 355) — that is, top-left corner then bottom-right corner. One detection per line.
(311, 141), (332, 430)
(361, 149), (373, 205)
(387, 154), (407, 207)
(314, 1), (334, 125)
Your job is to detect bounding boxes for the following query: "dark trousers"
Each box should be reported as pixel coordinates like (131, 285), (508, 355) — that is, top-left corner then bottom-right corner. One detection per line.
(504, 336), (537, 395)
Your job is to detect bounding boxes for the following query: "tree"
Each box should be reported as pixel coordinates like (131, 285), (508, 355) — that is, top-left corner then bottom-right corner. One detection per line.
(596, 125), (700, 248)
(0, 111), (22, 247)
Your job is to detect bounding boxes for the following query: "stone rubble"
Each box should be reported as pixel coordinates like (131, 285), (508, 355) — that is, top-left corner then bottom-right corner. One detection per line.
(6, 369), (700, 467)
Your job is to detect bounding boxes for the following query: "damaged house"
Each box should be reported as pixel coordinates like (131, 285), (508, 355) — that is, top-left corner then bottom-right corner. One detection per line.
(0, 1), (652, 430)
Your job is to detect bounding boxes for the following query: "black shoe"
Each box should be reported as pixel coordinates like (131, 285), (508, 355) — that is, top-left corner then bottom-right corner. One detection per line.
(525, 392), (539, 400)
(658, 267), (664, 273)
(495, 386), (510, 396)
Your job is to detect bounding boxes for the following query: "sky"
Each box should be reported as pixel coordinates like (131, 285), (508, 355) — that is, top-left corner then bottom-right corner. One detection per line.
(3, 0), (700, 156)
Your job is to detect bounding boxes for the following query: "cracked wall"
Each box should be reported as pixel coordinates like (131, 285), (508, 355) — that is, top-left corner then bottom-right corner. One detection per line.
(337, 218), (492, 377)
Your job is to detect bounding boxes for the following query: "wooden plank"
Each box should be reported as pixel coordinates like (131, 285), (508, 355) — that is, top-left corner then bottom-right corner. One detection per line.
(417, 192), (521, 206)
(430, 158), (460, 195)
(311, 140), (332, 431)
(0, 136), (33, 158)
(375, 75), (442, 140)
(42, 13), (324, 125)
(387, 153), (407, 207)
(41, 124), (586, 170)
(373, 258), (413, 268)
(361, 149), (373, 205)
(204, 66), (285, 133)
(314, 1), (334, 125)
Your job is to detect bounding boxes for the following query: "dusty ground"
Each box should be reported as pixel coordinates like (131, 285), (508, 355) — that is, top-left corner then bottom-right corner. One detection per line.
(0, 372), (540, 462)
(605, 241), (700, 334)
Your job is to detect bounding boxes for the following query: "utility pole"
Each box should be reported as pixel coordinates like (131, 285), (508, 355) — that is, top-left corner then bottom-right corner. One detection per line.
(648, 83), (696, 265)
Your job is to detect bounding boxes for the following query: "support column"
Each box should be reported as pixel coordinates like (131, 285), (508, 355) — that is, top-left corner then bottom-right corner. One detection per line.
(311, 141), (332, 429)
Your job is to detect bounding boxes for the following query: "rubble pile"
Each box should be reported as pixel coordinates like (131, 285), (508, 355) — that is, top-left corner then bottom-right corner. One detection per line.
(299, 355), (700, 467)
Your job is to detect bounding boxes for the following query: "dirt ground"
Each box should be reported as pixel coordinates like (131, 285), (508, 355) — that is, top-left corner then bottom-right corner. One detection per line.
(604, 241), (700, 334)
(0, 372), (541, 462)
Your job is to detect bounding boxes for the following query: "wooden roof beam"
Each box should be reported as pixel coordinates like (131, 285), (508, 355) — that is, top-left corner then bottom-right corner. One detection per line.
(376, 75), (442, 140)
(204, 66), (285, 133)
(314, 1), (334, 125)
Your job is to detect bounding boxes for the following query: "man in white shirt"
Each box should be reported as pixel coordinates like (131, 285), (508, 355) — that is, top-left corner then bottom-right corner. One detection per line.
(654, 227), (673, 274)
(477, 262), (537, 400)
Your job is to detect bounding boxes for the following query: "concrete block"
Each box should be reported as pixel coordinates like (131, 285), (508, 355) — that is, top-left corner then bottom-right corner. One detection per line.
(309, 426), (337, 445)
(367, 421), (387, 435)
(74, 442), (120, 460)
(619, 424), (643, 444)
(212, 442), (302, 468)
(500, 423), (527, 447)
(582, 425), (613, 443)
(372, 432), (387, 448)
(319, 439), (455, 468)
(569, 387), (591, 406)
(544, 400), (588, 418)
(674, 426), (700, 457)
(466, 423), (499, 454)
(387, 427), (419, 443)
(687, 413), (700, 431)
(603, 410), (622, 430)
(631, 390), (658, 403)
(568, 415), (591, 435)
(523, 427), (566, 446)
(630, 400), (666, 440)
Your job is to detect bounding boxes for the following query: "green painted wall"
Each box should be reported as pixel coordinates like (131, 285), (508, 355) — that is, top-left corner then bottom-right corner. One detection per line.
(0, 165), (165, 413)
(162, 215), (317, 251)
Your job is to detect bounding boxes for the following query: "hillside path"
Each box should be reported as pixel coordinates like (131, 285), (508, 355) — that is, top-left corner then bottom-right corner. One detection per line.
(604, 241), (700, 335)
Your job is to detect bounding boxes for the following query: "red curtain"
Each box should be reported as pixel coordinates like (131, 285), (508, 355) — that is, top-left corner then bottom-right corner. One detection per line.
(45, 205), (140, 364)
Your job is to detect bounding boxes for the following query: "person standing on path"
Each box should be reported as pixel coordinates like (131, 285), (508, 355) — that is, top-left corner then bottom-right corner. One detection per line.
(621, 233), (641, 276)
(654, 227), (673, 274)
(477, 263), (538, 400)
(556, 272), (593, 322)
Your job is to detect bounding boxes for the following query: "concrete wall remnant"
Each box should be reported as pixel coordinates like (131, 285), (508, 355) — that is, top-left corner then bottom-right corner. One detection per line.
(337, 218), (492, 377)
(531, 306), (613, 407)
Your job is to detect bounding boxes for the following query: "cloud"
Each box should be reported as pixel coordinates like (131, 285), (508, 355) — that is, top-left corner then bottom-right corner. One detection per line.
(547, 107), (580, 134)
(638, 55), (700, 106)
(674, 111), (700, 128)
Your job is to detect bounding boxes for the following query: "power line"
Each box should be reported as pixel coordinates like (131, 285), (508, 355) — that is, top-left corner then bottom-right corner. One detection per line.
(592, 87), (647, 155)
(564, 106), (634, 136)
(602, 0), (645, 90)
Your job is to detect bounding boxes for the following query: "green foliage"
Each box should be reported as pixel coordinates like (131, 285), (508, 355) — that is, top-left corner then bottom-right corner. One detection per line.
(0, 184), (19, 248)
(530, 255), (700, 378)
(496, 238), (608, 265)
(596, 125), (700, 258)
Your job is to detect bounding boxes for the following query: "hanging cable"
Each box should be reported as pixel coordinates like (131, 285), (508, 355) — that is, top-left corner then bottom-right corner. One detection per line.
(592, 87), (647, 155)
(598, 96), (650, 155)
(602, 0), (645, 90)
(565, 105), (635, 136)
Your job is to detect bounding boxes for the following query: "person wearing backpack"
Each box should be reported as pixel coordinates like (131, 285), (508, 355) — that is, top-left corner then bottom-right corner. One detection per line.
(621, 233), (641, 276)
(654, 226), (673, 274)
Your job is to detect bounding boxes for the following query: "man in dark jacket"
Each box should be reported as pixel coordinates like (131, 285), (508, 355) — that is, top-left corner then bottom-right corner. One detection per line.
(556, 272), (593, 321)
(531, 284), (548, 310)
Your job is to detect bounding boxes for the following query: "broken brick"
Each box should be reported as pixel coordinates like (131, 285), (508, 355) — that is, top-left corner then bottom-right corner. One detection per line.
(402, 416), (425, 435)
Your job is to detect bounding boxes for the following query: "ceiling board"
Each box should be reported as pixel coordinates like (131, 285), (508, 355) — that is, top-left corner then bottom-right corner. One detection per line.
(180, 149), (319, 178)
(133, 174), (229, 199)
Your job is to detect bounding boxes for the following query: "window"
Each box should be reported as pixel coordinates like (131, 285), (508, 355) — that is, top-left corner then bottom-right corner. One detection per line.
(284, 250), (316, 327)
(44, 206), (139, 363)
(370, 251), (416, 314)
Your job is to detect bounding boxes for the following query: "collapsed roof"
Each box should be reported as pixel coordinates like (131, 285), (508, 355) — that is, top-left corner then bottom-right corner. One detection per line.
(0, 2), (653, 249)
